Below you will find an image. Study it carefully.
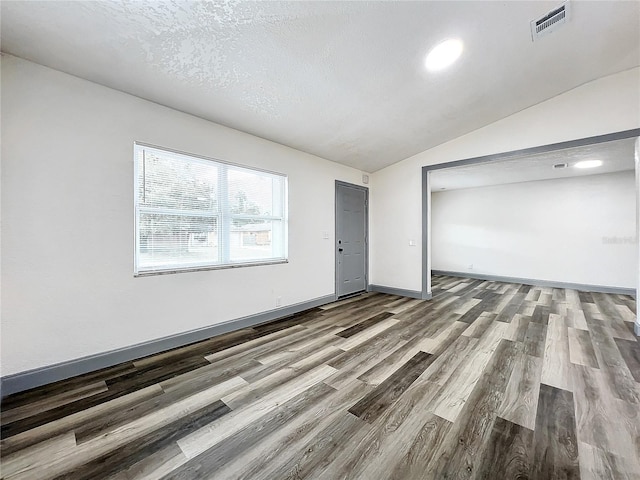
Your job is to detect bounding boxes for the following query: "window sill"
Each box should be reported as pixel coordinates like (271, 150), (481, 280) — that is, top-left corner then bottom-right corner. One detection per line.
(134, 259), (289, 277)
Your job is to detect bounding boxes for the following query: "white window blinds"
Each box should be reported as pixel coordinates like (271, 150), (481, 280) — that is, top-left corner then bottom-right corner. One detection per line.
(134, 144), (287, 275)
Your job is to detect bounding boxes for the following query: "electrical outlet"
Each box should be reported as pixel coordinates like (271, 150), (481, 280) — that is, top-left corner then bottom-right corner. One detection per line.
(275, 296), (282, 307)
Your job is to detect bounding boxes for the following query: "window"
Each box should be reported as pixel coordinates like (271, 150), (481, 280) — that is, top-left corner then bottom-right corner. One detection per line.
(134, 144), (287, 275)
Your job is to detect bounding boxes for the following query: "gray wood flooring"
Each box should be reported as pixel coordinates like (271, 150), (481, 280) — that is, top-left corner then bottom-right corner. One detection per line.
(1, 275), (639, 479)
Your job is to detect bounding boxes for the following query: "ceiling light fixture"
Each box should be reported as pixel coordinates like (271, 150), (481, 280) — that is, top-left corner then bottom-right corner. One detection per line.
(574, 160), (603, 169)
(425, 38), (463, 72)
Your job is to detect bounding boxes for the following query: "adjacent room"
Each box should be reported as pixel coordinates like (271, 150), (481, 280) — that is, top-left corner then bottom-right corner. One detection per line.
(1, 1), (639, 479)
(429, 137), (637, 293)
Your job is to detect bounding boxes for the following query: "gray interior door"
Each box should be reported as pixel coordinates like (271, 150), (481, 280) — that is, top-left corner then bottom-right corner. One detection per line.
(336, 181), (368, 298)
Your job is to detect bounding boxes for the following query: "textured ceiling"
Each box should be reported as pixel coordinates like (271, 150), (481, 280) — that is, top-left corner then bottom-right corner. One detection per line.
(430, 137), (636, 190)
(2, 1), (639, 172)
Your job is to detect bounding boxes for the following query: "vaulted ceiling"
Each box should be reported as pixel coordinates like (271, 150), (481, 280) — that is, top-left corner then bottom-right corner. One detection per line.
(2, 1), (639, 172)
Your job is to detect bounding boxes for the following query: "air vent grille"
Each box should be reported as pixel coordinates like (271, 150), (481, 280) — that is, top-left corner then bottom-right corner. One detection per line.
(531, 2), (570, 41)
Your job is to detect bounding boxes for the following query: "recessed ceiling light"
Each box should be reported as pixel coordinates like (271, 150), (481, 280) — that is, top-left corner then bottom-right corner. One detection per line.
(574, 160), (603, 169)
(425, 39), (463, 72)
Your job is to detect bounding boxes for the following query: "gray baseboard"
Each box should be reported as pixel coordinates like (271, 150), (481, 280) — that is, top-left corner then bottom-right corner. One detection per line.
(432, 270), (637, 297)
(369, 284), (432, 300)
(0, 294), (336, 398)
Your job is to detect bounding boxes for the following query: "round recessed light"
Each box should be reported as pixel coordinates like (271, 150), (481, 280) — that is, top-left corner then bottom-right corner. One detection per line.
(574, 160), (603, 169)
(425, 38), (463, 72)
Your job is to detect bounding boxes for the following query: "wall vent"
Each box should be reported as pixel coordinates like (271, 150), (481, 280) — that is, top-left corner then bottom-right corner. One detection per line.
(531, 2), (570, 41)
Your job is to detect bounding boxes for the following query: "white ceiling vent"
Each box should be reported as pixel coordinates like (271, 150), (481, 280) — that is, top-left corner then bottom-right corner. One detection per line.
(531, 2), (571, 41)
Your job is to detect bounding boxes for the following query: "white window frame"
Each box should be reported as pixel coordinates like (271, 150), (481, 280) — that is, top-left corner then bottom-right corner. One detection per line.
(134, 142), (288, 276)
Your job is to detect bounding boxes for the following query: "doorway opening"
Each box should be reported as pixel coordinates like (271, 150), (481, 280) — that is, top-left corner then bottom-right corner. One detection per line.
(421, 129), (640, 335)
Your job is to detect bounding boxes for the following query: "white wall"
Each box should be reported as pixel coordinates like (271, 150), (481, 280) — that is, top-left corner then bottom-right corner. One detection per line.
(1, 54), (366, 376)
(370, 67), (640, 292)
(431, 172), (637, 288)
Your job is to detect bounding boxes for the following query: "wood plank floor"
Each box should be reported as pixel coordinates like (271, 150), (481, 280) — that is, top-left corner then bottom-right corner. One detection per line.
(2, 275), (639, 479)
